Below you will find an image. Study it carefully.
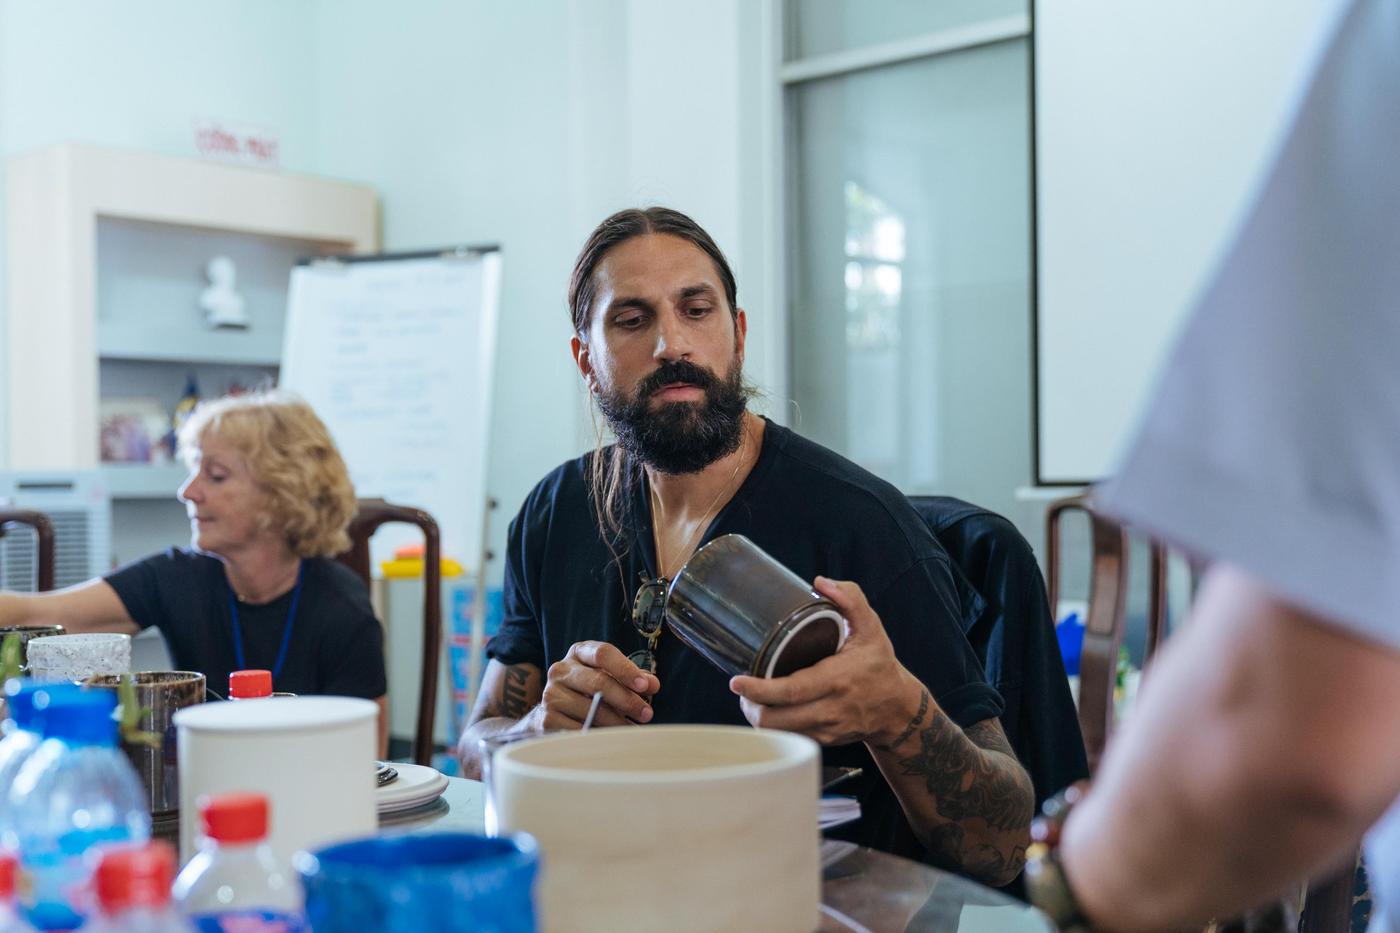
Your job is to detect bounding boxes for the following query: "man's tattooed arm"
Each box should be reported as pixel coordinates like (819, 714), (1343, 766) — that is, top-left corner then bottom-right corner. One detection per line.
(869, 688), (1034, 886)
(499, 664), (533, 719)
(455, 660), (544, 779)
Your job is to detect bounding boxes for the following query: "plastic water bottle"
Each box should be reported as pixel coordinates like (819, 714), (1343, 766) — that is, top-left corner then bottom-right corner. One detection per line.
(86, 842), (188, 932)
(173, 793), (305, 932)
(0, 684), (88, 802)
(0, 852), (37, 933)
(0, 683), (62, 836)
(0, 683), (47, 869)
(7, 688), (150, 931)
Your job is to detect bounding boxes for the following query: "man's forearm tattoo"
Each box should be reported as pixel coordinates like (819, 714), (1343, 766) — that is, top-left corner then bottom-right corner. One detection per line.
(923, 822), (965, 871)
(922, 821), (1026, 881)
(896, 716), (1033, 834)
(876, 689), (930, 751)
(499, 664), (532, 719)
(962, 841), (1028, 882)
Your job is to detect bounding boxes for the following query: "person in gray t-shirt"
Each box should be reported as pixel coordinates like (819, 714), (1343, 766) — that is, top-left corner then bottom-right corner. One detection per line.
(1048, 1), (1400, 930)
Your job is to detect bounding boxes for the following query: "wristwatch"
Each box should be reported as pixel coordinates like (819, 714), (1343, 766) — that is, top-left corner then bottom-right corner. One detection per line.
(1024, 781), (1094, 932)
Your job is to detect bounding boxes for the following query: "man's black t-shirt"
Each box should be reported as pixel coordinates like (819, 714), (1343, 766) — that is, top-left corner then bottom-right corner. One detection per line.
(488, 419), (1003, 858)
(105, 548), (387, 700)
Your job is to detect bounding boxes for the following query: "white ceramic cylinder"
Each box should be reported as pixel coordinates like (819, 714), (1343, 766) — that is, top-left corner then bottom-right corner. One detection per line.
(25, 632), (131, 682)
(173, 696), (377, 863)
(494, 725), (820, 933)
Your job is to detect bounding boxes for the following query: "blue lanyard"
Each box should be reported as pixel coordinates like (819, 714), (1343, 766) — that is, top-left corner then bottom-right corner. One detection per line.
(226, 563), (305, 682)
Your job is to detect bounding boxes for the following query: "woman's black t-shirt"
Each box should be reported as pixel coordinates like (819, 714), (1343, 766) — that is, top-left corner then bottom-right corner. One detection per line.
(105, 548), (387, 700)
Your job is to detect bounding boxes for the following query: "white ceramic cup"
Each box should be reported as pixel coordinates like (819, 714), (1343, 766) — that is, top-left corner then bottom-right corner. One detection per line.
(494, 725), (821, 933)
(25, 632), (131, 682)
(173, 696), (378, 863)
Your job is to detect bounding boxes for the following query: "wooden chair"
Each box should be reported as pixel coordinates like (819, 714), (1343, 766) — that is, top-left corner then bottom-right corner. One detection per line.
(0, 508), (56, 592)
(337, 499), (442, 766)
(1048, 493), (1363, 932)
(1045, 493), (1179, 776)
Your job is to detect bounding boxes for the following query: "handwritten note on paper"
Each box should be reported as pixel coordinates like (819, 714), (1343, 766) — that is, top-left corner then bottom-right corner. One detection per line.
(280, 252), (501, 572)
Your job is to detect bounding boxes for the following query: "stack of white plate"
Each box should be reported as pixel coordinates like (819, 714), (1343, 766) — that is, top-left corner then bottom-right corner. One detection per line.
(376, 763), (450, 815)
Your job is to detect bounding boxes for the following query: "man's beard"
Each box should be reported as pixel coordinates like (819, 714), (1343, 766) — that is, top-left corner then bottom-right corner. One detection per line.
(595, 356), (752, 474)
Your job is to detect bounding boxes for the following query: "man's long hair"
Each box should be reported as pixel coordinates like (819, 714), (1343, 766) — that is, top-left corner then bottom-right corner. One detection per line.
(567, 207), (741, 544)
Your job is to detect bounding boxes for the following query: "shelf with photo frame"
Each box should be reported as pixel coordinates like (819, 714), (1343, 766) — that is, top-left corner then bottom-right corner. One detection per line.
(98, 358), (279, 503)
(94, 217), (311, 502)
(4, 143), (378, 563)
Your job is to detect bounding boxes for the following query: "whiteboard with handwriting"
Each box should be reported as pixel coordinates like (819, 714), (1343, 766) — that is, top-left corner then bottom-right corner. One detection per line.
(280, 250), (501, 571)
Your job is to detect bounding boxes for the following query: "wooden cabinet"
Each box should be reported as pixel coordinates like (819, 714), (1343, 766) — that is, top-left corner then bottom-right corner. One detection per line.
(4, 143), (377, 469)
(3, 144), (377, 561)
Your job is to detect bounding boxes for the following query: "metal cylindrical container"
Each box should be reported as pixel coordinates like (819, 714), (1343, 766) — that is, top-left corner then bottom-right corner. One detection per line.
(665, 534), (846, 678)
(0, 624), (65, 668)
(87, 671), (206, 818)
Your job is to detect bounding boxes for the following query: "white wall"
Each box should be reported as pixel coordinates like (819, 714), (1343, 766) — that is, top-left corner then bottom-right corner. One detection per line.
(0, 0), (782, 581)
(311, 0), (584, 580)
(0, 0), (318, 167)
(314, 0), (781, 582)
(0, 0), (320, 469)
(1034, 0), (1345, 483)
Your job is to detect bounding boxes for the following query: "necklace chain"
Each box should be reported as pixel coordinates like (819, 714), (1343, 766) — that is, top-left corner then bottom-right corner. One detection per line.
(650, 426), (749, 579)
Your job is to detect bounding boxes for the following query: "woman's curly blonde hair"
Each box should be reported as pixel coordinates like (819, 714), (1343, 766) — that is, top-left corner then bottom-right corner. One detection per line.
(176, 391), (357, 558)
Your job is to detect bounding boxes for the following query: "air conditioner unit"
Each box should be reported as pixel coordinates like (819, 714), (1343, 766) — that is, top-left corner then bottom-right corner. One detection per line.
(0, 471), (111, 591)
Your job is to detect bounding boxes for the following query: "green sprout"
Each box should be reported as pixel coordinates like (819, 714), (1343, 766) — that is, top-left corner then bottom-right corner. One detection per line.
(110, 673), (162, 749)
(1115, 644), (1133, 690)
(0, 633), (22, 684)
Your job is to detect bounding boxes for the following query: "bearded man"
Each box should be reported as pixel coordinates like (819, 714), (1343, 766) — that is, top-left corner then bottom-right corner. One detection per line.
(457, 207), (1033, 884)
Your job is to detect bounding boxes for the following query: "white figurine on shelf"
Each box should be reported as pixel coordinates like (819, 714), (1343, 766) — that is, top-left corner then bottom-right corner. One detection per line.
(199, 255), (249, 329)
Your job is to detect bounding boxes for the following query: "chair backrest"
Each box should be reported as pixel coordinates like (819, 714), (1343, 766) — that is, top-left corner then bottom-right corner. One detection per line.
(908, 496), (1089, 811)
(1046, 494), (1129, 775)
(337, 499), (442, 767)
(1045, 493), (1189, 775)
(1047, 495), (1365, 930)
(0, 508), (56, 592)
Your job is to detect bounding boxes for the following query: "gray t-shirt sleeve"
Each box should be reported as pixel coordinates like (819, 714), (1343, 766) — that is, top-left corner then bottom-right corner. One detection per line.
(1096, 0), (1400, 653)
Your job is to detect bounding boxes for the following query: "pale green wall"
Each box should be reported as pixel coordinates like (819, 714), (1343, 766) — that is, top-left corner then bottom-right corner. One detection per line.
(0, 0), (321, 473)
(0, 0), (319, 167)
(0, 0), (782, 585)
(311, 0), (780, 584)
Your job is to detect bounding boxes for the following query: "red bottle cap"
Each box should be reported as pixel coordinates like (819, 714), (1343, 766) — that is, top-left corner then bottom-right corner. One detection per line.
(200, 792), (269, 844)
(95, 842), (176, 912)
(229, 669), (273, 699)
(0, 853), (14, 899)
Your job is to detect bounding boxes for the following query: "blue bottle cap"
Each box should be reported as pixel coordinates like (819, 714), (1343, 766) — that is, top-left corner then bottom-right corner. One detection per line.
(39, 688), (119, 746)
(4, 681), (86, 732)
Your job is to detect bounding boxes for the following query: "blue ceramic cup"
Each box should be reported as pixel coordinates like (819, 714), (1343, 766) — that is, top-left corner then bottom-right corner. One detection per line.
(296, 832), (538, 933)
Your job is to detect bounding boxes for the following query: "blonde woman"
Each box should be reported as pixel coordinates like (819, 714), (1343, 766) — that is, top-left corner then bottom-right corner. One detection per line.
(0, 392), (387, 740)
